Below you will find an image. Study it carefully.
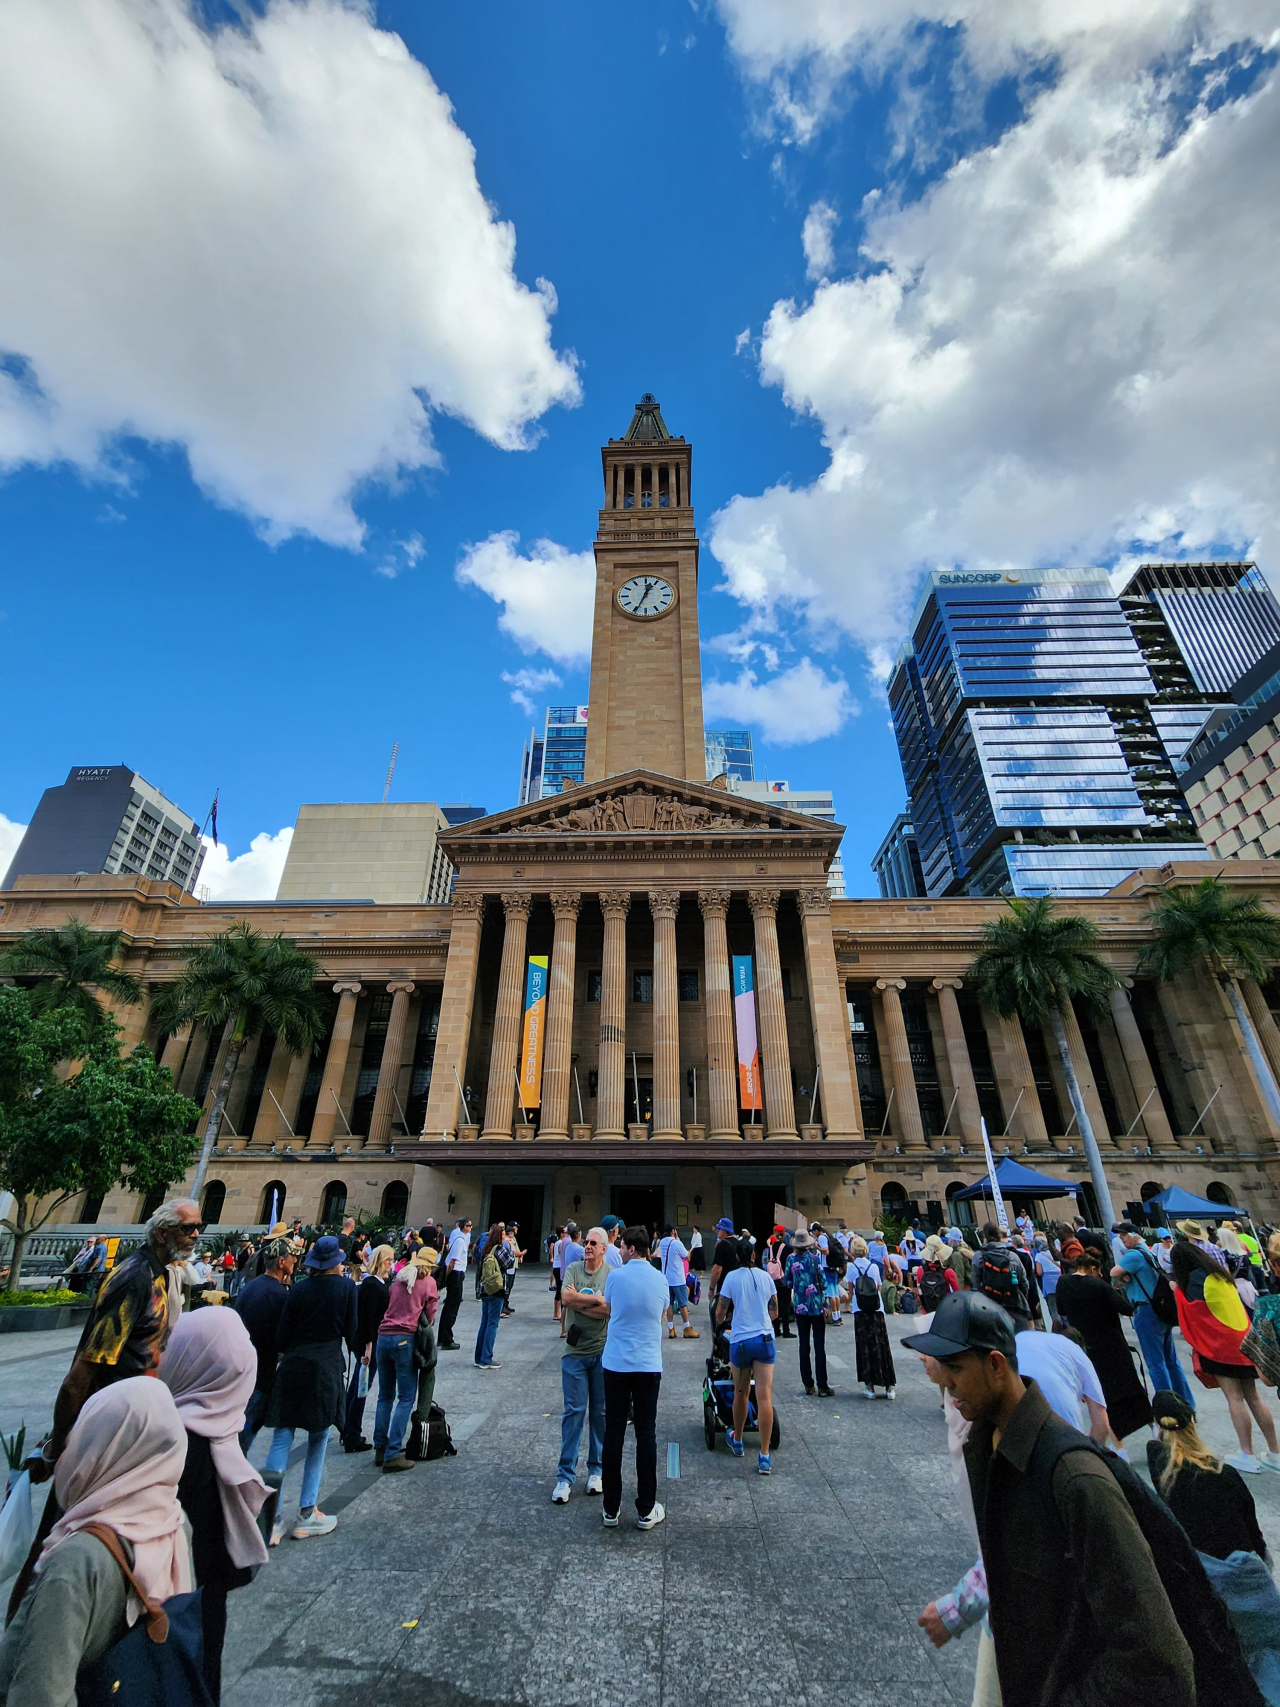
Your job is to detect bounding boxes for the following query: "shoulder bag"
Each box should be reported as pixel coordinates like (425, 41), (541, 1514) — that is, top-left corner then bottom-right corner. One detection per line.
(74, 1524), (212, 1707)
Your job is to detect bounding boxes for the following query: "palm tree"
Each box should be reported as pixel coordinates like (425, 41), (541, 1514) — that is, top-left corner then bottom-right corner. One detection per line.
(0, 918), (142, 1031)
(1140, 874), (1280, 1134)
(152, 923), (326, 1196)
(966, 896), (1121, 1230)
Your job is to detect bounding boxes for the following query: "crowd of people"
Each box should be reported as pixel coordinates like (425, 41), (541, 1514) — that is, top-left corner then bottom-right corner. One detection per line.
(11, 1194), (1280, 1705)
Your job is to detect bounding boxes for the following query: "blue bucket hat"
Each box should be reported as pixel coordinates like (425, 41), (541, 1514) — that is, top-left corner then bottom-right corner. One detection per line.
(714, 1217), (736, 1234)
(305, 1234), (343, 1270)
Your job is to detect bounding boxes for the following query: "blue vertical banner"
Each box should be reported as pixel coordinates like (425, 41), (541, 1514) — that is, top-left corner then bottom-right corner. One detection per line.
(732, 954), (762, 1110)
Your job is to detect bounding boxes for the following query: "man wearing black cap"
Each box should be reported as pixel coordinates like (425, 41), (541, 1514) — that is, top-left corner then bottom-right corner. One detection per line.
(903, 1294), (1195, 1705)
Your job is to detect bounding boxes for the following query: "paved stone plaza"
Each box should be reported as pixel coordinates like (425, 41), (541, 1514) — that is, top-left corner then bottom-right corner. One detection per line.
(6, 1278), (1280, 1707)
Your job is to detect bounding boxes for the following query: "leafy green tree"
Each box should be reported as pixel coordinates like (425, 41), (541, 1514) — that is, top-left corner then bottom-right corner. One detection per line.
(966, 896), (1121, 1229)
(152, 923), (325, 1196)
(0, 988), (201, 1289)
(1140, 874), (1280, 1133)
(1, 918), (142, 1030)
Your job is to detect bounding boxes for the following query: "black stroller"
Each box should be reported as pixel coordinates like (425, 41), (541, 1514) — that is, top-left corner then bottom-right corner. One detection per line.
(702, 1328), (780, 1452)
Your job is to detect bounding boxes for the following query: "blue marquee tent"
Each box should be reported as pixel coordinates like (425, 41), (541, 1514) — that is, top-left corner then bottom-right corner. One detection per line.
(1142, 1183), (1249, 1219)
(952, 1157), (1083, 1201)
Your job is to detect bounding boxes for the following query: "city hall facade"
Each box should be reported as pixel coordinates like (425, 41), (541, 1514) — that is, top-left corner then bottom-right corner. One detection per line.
(6, 399), (1280, 1237)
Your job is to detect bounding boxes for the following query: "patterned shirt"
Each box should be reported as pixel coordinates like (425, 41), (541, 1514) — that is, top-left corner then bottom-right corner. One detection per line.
(784, 1251), (826, 1317)
(75, 1245), (173, 1376)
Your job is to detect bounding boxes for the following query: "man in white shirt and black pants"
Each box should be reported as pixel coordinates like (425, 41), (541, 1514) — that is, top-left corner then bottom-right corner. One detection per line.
(601, 1225), (671, 1531)
(716, 1244), (779, 1475)
(437, 1218), (471, 1350)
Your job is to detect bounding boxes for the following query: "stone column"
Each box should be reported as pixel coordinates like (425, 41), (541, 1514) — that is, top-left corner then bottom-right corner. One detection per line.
(980, 1003), (1050, 1146)
(1059, 1003), (1114, 1147)
(481, 893), (532, 1140)
(421, 892), (486, 1138)
(749, 889), (797, 1139)
(309, 983), (362, 1147)
(177, 1025), (209, 1098)
(367, 982), (415, 1149)
(1242, 978), (1280, 1086)
(1108, 984), (1175, 1148)
(104, 988), (150, 1054)
(931, 979), (982, 1147)
(540, 892), (581, 1140)
(875, 978), (927, 1151)
(596, 891), (631, 1139)
(649, 889), (683, 1139)
(159, 1022), (193, 1078)
(251, 1033), (295, 1142)
(698, 888), (740, 1140)
(797, 887), (862, 1138)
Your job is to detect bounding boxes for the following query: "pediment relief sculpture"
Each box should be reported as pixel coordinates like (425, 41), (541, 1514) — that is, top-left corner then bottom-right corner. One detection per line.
(509, 786), (764, 835)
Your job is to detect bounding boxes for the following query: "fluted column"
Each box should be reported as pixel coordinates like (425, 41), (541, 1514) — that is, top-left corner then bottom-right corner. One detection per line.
(481, 893), (532, 1140)
(251, 1033), (295, 1142)
(540, 892), (581, 1139)
(797, 887), (861, 1137)
(420, 891), (486, 1137)
(309, 983), (362, 1147)
(875, 978), (927, 1150)
(650, 889), (682, 1139)
(1060, 1003), (1114, 1148)
(159, 1021), (193, 1078)
(931, 979), (982, 1147)
(1242, 978), (1280, 1086)
(177, 1024), (210, 1098)
(749, 889), (797, 1139)
(1108, 983), (1175, 1148)
(698, 888), (739, 1139)
(979, 1003), (1050, 1146)
(367, 982), (415, 1148)
(597, 891), (631, 1139)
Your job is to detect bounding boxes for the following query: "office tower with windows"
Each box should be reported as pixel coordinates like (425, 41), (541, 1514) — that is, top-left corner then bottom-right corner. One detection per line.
(1180, 640), (1280, 862)
(518, 705), (589, 804)
(705, 729), (755, 782)
(886, 566), (1247, 899)
(2, 766), (205, 892)
(872, 813), (926, 898)
(726, 778), (846, 896)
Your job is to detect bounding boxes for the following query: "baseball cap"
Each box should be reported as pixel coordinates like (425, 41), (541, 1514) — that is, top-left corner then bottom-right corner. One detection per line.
(901, 1292), (1017, 1361)
(1115, 1221), (1139, 1236)
(601, 1214), (620, 1231)
(714, 1217), (735, 1234)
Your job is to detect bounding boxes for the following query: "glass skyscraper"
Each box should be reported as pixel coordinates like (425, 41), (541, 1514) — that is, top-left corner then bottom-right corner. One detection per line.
(705, 729), (755, 782)
(886, 562), (1279, 898)
(518, 706), (589, 804)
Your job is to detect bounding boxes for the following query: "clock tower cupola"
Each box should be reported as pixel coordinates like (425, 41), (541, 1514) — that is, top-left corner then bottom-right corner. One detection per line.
(583, 395), (706, 783)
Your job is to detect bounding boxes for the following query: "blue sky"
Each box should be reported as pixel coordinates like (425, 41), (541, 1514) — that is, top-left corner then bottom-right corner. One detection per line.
(1, 1), (1276, 897)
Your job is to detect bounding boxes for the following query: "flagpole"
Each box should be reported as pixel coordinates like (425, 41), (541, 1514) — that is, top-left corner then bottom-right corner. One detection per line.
(980, 1117), (1010, 1235)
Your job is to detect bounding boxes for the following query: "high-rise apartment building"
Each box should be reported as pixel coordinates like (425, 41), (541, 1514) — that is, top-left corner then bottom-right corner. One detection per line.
(726, 778), (846, 896)
(872, 813), (926, 898)
(884, 565), (1280, 898)
(705, 729), (755, 782)
(1180, 641), (1280, 861)
(276, 803), (454, 905)
(518, 706), (589, 804)
(1, 766), (205, 892)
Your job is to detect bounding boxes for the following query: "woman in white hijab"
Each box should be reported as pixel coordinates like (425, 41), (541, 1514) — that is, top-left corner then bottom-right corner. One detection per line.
(160, 1307), (270, 1704)
(0, 1378), (193, 1707)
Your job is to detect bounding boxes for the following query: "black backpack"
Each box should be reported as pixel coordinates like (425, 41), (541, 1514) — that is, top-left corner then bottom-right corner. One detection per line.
(1133, 1246), (1180, 1327)
(1030, 1421), (1267, 1707)
(919, 1260), (950, 1311)
(853, 1262), (880, 1312)
(976, 1247), (1029, 1317)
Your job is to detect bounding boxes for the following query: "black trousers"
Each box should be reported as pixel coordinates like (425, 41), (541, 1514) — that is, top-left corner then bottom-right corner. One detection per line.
(776, 1280), (795, 1333)
(437, 1272), (464, 1345)
(603, 1370), (660, 1518)
(797, 1314), (827, 1389)
(341, 1357), (368, 1446)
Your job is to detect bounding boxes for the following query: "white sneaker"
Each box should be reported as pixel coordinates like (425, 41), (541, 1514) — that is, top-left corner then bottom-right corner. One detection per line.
(636, 1502), (666, 1531)
(884, 1388), (896, 1402)
(291, 1508), (337, 1539)
(862, 1386), (876, 1400)
(269, 1520), (284, 1547)
(551, 1479), (571, 1504)
(1227, 1451), (1261, 1474)
(586, 1473), (603, 1496)
(1258, 1451), (1280, 1473)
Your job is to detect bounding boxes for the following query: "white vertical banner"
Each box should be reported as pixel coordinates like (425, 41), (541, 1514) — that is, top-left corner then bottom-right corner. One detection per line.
(980, 1118), (1010, 1235)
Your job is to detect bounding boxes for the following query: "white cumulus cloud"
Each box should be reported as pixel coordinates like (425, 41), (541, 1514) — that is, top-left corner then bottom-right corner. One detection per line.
(456, 531), (595, 664)
(703, 659), (856, 744)
(502, 667), (562, 717)
(0, 815), (28, 886)
(710, 1), (1280, 656)
(199, 827), (294, 902)
(0, 0), (579, 545)
(801, 200), (838, 279)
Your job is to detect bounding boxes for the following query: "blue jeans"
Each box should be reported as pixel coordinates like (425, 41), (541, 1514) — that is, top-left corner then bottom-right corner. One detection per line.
(558, 1353), (605, 1483)
(1133, 1304), (1195, 1406)
(374, 1333), (417, 1454)
(265, 1426), (329, 1514)
(475, 1293), (503, 1365)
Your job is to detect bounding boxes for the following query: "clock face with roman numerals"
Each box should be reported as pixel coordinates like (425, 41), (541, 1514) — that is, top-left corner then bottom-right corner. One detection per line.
(617, 575), (677, 619)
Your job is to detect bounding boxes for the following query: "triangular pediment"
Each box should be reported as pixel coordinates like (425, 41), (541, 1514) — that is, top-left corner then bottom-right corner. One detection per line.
(441, 770), (841, 841)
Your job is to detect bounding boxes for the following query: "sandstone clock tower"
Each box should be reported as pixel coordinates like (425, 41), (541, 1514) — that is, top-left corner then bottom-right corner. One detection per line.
(583, 395), (706, 783)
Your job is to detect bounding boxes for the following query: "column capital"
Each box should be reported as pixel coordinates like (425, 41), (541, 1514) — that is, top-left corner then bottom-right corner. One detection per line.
(500, 891), (532, 919)
(386, 981), (416, 996)
(599, 889), (632, 917)
(697, 888), (731, 918)
(452, 891), (486, 918)
(747, 888), (781, 916)
(332, 981), (362, 997)
(1115, 977), (1135, 991)
(875, 977), (906, 993)
(796, 886), (832, 916)
(647, 888), (681, 919)
(549, 890), (582, 918)
(930, 977), (963, 992)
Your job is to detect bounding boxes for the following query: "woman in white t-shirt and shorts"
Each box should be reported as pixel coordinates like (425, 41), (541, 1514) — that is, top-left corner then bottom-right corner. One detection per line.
(716, 1246), (779, 1476)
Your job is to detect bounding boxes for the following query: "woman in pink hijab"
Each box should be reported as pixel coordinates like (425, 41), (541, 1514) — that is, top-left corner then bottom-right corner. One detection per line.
(0, 1378), (192, 1707)
(161, 1308), (270, 1704)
